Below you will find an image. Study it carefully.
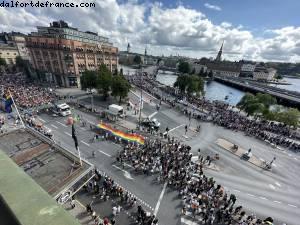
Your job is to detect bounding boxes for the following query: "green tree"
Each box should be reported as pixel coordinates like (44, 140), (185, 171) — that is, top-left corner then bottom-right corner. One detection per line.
(174, 74), (204, 96)
(190, 68), (196, 75)
(198, 67), (204, 77)
(208, 70), (213, 78)
(0, 57), (7, 66)
(113, 68), (118, 76)
(274, 74), (283, 80)
(120, 68), (124, 76)
(111, 75), (131, 104)
(256, 93), (277, 107)
(80, 70), (97, 90)
(178, 61), (190, 74)
(276, 108), (300, 127)
(97, 64), (112, 100)
(133, 55), (142, 64)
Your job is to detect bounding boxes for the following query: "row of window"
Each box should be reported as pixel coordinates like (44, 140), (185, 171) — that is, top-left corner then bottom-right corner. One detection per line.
(0, 52), (17, 55)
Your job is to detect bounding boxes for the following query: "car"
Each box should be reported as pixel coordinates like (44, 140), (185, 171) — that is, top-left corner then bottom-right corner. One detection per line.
(141, 117), (160, 131)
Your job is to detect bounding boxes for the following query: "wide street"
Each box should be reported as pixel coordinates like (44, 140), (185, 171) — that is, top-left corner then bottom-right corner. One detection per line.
(38, 89), (300, 225)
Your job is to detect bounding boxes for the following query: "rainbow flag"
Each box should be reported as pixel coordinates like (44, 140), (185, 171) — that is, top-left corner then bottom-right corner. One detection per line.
(97, 123), (145, 145)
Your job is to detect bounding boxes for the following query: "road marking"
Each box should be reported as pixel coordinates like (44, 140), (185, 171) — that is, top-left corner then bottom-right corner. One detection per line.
(148, 111), (158, 119)
(98, 150), (111, 157)
(273, 201), (281, 204)
(288, 154), (292, 157)
(163, 124), (185, 135)
(288, 204), (297, 208)
(272, 163), (277, 167)
(81, 141), (90, 146)
(294, 157), (298, 160)
(44, 126), (50, 130)
(275, 182), (281, 187)
(269, 184), (276, 190)
(259, 196), (268, 200)
(86, 120), (94, 124)
(51, 124), (58, 129)
(259, 157), (265, 161)
(247, 193), (256, 197)
(38, 117), (46, 122)
(112, 165), (134, 180)
(56, 121), (67, 127)
(64, 132), (72, 137)
(233, 189), (241, 193)
(154, 182), (167, 216)
(181, 217), (198, 225)
(80, 127), (86, 131)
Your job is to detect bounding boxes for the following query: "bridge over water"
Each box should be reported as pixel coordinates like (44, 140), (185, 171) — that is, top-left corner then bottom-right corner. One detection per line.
(215, 76), (300, 108)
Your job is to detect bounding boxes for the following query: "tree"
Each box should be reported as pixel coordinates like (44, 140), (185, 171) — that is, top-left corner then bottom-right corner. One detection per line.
(120, 68), (124, 76)
(133, 55), (142, 65)
(0, 57), (7, 66)
(256, 93), (277, 107)
(174, 74), (204, 96)
(97, 64), (112, 100)
(178, 61), (190, 74)
(208, 70), (213, 78)
(274, 74), (283, 80)
(80, 70), (97, 90)
(198, 67), (204, 77)
(276, 108), (300, 127)
(113, 68), (118, 76)
(190, 68), (196, 75)
(111, 75), (131, 104)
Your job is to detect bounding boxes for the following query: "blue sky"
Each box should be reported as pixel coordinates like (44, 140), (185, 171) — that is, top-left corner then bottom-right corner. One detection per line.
(151, 0), (300, 36)
(1, 0), (300, 62)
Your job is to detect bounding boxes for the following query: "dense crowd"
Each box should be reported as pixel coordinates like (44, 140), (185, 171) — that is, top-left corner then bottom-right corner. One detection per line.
(81, 169), (158, 225)
(126, 74), (300, 152)
(0, 72), (56, 109)
(115, 138), (274, 225)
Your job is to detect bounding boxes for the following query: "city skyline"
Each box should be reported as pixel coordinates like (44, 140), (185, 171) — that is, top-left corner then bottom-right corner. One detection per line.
(1, 0), (300, 62)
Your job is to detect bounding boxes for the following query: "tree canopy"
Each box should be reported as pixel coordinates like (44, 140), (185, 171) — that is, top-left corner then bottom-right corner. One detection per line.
(0, 57), (6, 66)
(178, 61), (190, 74)
(80, 70), (98, 90)
(133, 55), (142, 65)
(111, 75), (131, 104)
(97, 64), (112, 99)
(238, 92), (299, 126)
(174, 74), (204, 96)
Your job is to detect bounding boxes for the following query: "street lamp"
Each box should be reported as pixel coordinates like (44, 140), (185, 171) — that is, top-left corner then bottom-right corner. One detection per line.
(138, 64), (143, 129)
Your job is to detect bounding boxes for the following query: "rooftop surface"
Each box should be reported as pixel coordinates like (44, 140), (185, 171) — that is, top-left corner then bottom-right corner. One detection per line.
(0, 128), (90, 197)
(0, 149), (81, 225)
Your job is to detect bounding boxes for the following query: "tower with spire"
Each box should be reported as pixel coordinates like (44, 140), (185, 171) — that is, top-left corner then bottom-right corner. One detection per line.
(144, 47), (147, 56)
(215, 41), (224, 61)
(127, 43), (131, 53)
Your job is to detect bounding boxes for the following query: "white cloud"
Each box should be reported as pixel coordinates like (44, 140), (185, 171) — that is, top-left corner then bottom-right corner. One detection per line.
(204, 3), (222, 11)
(0, 0), (300, 62)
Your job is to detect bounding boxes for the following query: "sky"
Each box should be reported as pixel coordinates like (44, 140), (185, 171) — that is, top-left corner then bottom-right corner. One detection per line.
(1, 0), (300, 62)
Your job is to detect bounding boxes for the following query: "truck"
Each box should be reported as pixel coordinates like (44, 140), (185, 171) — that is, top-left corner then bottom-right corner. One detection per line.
(108, 104), (124, 118)
(52, 103), (72, 116)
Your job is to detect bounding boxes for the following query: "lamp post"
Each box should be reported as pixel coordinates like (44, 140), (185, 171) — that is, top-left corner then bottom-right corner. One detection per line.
(138, 64), (143, 129)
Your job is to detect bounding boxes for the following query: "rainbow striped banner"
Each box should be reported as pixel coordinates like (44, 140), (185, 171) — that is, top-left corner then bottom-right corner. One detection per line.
(96, 123), (145, 145)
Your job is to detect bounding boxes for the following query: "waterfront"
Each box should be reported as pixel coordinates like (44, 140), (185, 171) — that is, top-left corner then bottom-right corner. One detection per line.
(122, 65), (300, 106)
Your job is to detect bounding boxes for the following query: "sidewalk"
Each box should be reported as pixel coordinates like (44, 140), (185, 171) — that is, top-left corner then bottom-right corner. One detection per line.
(216, 138), (267, 169)
(64, 200), (97, 225)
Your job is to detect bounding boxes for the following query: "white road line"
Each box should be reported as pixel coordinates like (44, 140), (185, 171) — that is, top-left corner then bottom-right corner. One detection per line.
(233, 189), (241, 193)
(148, 111), (158, 119)
(294, 157), (298, 160)
(51, 124), (58, 129)
(247, 193), (256, 197)
(259, 196), (268, 200)
(273, 201), (281, 204)
(87, 120), (94, 124)
(259, 157), (265, 161)
(163, 124), (185, 135)
(269, 184), (276, 190)
(81, 141), (90, 146)
(275, 182), (281, 187)
(181, 217), (198, 225)
(64, 131), (72, 137)
(44, 126), (50, 130)
(112, 165), (134, 180)
(38, 117), (46, 122)
(272, 163), (277, 167)
(288, 204), (297, 208)
(98, 150), (111, 157)
(56, 121), (67, 127)
(80, 127), (86, 131)
(154, 182), (167, 216)
(124, 162), (134, 168)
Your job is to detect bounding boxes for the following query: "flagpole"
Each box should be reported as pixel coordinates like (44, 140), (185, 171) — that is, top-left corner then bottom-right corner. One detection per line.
(8, 90), (25, 128)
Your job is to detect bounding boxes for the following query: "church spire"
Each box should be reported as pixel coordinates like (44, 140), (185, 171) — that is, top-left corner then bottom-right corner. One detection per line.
(215, 40), (224, 61)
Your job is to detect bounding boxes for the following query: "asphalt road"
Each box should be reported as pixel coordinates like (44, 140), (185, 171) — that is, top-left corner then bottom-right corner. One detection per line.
(38, 90), (300, 225)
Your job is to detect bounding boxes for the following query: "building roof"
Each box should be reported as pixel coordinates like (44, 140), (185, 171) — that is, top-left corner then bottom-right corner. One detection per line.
(0, 149), (81, 225)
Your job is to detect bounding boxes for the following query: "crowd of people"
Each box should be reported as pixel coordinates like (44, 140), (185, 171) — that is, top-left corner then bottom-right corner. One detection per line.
(0, 72), (56, 109)
(80, 169), (158, 225)
(126, 73), (300, 152)
(115, 137), (275, 225)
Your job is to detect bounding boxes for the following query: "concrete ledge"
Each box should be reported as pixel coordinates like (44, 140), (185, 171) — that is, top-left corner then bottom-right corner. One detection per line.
(216, 138), (266, 169)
